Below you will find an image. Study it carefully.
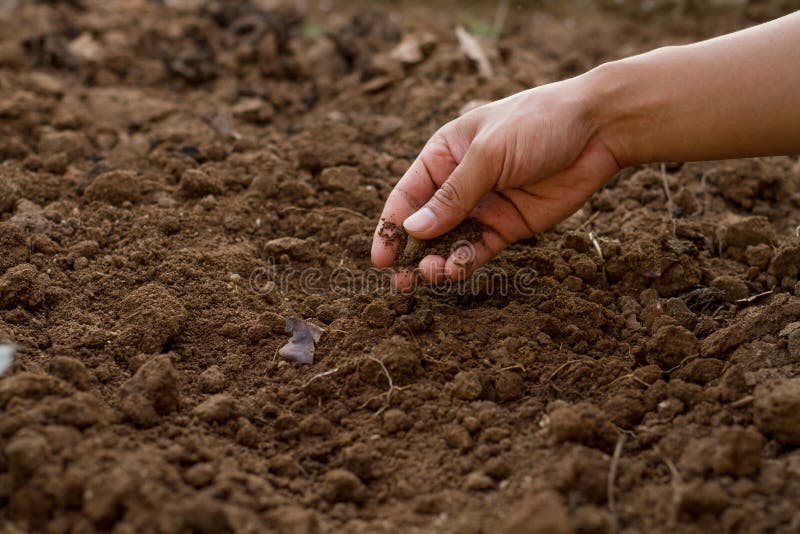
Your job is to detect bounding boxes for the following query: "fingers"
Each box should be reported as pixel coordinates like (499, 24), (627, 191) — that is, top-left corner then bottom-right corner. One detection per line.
(371, 133), (458, 268)
(403, 140), (497, 240)
(444, 228), (507, 280)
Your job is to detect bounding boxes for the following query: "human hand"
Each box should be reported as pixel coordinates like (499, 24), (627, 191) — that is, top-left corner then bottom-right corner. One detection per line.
(371, 75), (621, 289)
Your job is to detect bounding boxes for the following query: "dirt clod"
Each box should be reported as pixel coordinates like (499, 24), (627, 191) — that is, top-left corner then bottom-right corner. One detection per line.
(116, 284), (188, 353)
(754, 378), (800, 445)
(321, 469), (367, 504)
(451, 371), (483, 400)
(84, 170), (142, 205)
(118, 355), (180, 428)
(645, 324), (699, 369)
(193, 394), (238, 423)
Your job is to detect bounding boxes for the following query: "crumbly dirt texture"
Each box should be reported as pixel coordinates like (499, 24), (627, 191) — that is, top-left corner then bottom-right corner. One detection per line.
(2, 1), (800, 533)
(392, 218), (488, 269)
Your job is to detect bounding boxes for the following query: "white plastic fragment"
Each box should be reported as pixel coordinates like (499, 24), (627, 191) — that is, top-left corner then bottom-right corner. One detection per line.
(0, 345), (15, 376)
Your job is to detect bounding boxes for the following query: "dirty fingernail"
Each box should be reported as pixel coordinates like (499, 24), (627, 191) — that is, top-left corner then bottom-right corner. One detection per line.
(403, 207), (435, 233)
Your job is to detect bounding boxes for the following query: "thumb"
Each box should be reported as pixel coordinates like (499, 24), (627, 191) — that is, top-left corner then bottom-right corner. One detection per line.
(403, 142), (496, 239)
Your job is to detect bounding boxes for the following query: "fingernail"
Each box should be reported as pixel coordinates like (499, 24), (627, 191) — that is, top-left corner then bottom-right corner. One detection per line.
(403, 207), (435, 233)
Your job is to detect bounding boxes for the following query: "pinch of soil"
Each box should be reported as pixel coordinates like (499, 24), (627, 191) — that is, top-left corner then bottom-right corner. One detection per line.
(84, 170), (142, 205)
(754, 378), (800, 445)
(118, 355), (180, 428)
(116, 284), (188, 353)
(391, 218), (489, 269)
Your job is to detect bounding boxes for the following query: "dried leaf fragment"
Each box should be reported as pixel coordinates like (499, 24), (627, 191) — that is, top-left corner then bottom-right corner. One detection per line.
(455, 26), (493, 78)
(278, 317), (325, 364)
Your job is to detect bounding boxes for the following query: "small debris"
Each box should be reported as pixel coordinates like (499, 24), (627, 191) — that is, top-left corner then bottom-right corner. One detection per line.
(389, 34), (424, 65)
(455, 26), (493, 78)
(278, 317), (324, 364)
(0, 344), (15, 376)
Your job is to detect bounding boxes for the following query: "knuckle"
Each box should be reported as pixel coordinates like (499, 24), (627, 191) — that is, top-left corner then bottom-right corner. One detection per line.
(432, 180), (465, 213)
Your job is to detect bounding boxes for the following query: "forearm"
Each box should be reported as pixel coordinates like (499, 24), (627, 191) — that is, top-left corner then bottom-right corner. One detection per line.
(585, 11), (800, 166)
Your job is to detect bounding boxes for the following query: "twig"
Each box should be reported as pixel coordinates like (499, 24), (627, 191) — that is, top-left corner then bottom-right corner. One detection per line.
(736, 290), (773, 304)
(364, 355), (394, 416)
(608, 434), (626, 515)
(588, 232), (604, 260)
(302, 367), (339, 388)
(545, 359), (595, 382)
(455, 26), (493, 78)
(607, 373), (650, 389)
(663, 456), (683, 529)
(492, 0), (510, 39)
(730, 395), (754, 408)
(664, 353), (700, 375)
(499, 364), (526, 373)
(577, 211), (600, 231)
(660, 163), (677, 236)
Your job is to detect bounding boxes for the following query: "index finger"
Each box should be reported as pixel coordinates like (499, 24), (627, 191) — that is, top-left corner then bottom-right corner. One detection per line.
(371, 134), (459, 268)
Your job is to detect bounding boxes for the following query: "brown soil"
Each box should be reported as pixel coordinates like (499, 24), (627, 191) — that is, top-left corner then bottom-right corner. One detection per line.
(2, 1), (800, 533)
(391, 218), (488, 269)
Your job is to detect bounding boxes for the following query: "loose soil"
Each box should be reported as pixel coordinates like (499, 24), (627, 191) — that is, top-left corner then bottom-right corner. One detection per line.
(2, 1), (800, 533)
(390, 218), (488, 269)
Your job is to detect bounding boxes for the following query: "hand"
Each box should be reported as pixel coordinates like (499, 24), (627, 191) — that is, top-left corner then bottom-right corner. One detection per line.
(371, 75), (621, 289)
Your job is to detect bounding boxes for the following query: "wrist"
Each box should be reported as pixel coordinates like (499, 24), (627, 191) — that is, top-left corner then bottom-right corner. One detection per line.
(578, 54), (662, 167)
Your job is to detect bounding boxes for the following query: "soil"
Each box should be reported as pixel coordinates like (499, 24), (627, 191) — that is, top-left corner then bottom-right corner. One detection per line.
(390, 218), (488, 269)
(2, 1), (800, 533)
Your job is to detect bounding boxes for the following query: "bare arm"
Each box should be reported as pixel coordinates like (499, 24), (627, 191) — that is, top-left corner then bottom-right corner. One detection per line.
(594, 11), (800, 165)
(372, 11), (800, 287)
